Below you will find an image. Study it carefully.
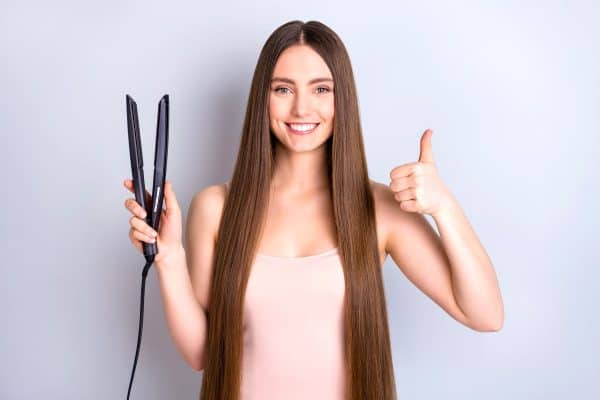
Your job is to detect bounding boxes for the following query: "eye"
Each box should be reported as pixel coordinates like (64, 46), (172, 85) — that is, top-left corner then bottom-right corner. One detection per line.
(316, 86), (331, 94)
(274, 87), (291, 94)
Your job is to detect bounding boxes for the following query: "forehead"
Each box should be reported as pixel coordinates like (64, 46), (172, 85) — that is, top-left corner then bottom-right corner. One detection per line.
(272, 45), (333, 81)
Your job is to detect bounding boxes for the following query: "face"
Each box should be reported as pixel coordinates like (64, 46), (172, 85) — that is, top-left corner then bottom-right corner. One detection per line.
(268, 44), (335, 152)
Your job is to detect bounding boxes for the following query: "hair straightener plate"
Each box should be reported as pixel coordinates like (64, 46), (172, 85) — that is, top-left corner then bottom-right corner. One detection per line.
(125, 94), (169, 399)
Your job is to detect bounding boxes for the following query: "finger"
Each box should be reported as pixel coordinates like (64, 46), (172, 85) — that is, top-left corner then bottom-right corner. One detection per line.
(129, 229), (154, 253)
(123, 179), (152, 204)
(129, 215), (158, 238)
(163, 181), (181, 216)
(390, 176), (416, 192)
(125, 179), (152, 204)
(125, 198), (148, 219)
(399, 199), (420, 213)
(129, 229), (143, 253)
(129, 226), (156, 245)
(390, 162), (421, 179)
(394, 188), (416, 202)
(132, 229), (157, 244)
(418, 129), (434, 164)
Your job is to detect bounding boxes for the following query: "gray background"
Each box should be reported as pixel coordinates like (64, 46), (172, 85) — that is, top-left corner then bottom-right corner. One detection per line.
(1, 0), (598, 398)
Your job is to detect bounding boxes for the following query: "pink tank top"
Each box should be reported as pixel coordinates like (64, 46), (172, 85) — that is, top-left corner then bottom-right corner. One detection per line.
(240, 247), (347, 400)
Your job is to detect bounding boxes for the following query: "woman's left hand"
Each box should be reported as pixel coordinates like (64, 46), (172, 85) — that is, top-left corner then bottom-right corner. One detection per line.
(388, 129), (456, 217)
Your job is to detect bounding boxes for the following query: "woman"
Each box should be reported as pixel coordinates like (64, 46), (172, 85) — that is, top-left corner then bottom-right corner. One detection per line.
(123, 20), (503, 400)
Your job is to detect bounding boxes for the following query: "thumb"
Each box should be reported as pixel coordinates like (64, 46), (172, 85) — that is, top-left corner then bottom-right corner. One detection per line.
(418, 129), (435, 163)
(163, 181), (180, 216)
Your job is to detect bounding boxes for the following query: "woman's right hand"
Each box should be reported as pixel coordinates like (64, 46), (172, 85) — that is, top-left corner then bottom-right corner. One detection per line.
(123, 179), (184, 266)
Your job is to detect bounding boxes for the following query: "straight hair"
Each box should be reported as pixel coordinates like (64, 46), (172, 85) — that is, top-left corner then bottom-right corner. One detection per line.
(200, 20), (397, 400)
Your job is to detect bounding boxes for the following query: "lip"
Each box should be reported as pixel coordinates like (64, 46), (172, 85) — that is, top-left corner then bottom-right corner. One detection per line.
(285, 122), (320, 135)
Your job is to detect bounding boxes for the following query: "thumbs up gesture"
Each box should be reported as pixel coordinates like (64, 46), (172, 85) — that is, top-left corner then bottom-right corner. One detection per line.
(389, 129), (456, 217)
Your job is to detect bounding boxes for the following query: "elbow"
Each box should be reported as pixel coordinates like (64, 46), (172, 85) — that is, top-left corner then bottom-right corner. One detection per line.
(477, 320), (503, 332)
(489, 304), (505, 331)
(475, 300), (505, 332)
(191, 362), (204, 372)
(189, 356), (205, 372)
(474, 313), (504, 332)
(491, 315), (504, 332)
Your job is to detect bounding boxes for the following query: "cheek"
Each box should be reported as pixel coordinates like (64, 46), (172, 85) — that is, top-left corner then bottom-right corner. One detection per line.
(323, 103), (334, 122)
(268, 96), (286, 120)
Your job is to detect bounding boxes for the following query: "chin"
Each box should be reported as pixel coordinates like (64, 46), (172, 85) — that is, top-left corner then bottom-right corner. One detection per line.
(285, 138), (331, 152)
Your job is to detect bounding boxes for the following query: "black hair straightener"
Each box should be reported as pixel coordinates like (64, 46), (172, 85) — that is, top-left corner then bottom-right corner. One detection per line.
(125, 94), (169, 399)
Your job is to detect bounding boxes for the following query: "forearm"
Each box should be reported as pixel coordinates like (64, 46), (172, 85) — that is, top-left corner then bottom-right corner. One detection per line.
(155, 248), (207, 370)
(432, 195), (504, 330)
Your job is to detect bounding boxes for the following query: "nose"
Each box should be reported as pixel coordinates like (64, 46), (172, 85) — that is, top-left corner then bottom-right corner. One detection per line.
(291, 90), (310, 117)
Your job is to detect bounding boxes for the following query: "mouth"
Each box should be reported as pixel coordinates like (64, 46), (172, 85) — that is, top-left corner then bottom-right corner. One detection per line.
(285, 122), (320, 135)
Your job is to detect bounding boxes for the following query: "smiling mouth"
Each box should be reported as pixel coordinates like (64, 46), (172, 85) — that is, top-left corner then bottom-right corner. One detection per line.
(285, 123), (320, 135)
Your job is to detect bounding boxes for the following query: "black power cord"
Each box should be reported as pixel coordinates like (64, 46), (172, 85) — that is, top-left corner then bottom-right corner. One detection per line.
(126, 258), (154, 399)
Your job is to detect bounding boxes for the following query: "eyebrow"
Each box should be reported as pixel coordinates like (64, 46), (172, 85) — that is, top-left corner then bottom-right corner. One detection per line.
(270, 77), (334, 85)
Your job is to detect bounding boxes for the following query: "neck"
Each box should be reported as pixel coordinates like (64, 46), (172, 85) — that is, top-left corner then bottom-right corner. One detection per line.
(270, 142), (329, 193)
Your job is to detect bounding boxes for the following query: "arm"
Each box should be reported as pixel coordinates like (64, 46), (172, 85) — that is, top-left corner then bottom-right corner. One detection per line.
(155, 248), (208, 371)
(431, 195), (504, 331)
(155, 184), (224, 371)
(379, 184), (504, 332)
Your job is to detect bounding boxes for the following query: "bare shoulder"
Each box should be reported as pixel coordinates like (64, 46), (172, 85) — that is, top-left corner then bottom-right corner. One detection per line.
(184, 182), (228, 311)
(187, 182), (228, 240)
(369, 179), (398, 260)
(369, 178), (400, 220)
(368, 178), (416, 252)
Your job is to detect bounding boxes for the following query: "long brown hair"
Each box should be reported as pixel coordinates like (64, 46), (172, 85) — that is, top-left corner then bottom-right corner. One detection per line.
(200, 20), (397, 400)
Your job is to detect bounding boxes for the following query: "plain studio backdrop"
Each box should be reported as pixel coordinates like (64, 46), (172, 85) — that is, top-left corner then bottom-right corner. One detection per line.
(1, 0), (598, 399)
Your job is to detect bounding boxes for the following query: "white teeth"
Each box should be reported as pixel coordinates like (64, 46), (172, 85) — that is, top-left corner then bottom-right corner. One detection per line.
(288, 123), (318, 131)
